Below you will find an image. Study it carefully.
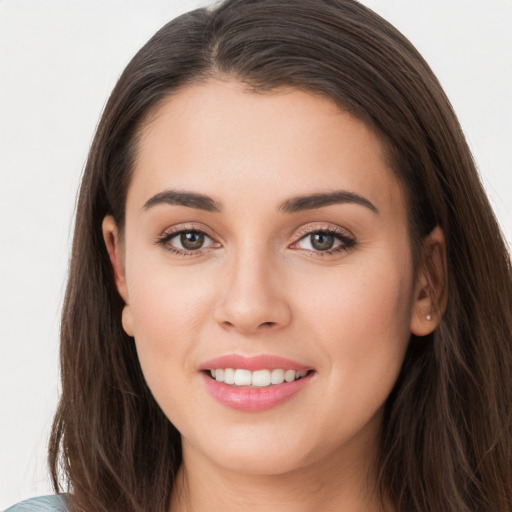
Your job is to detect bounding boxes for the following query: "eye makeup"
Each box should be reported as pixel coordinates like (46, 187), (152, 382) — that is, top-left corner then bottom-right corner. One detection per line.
(155, 221), (357, 258)
(290, 223), (356, 256)
(155, 223), (221, 257)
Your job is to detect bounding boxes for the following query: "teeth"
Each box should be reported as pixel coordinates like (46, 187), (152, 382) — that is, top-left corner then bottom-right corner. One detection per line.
(224, 368), (235, 385)
(271, 369), (285, 384)
(252, 369), (271, 387)
(284, 369), (296, 382)
(234, 369), (252, 386)
(207, 368), (310, 387)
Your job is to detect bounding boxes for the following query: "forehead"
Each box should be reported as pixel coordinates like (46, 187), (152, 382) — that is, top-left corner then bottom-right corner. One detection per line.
(128, 79), (405, 219)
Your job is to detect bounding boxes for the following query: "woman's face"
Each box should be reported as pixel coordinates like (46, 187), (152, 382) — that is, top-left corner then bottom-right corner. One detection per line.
(104, 79), (435, 477)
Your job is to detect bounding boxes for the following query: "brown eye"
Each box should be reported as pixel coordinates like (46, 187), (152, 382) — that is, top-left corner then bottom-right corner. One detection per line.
(180, 231), (205, 250)
(310, 232), (335, 251)
(291, 228), (356, 255)
(158, 229), (219, 254)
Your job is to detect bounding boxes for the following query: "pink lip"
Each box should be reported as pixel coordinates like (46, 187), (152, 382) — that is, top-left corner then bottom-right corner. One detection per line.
(199, 354), (311, 372)
(199, 354), (315, 412)
(201, 372), (314, 412)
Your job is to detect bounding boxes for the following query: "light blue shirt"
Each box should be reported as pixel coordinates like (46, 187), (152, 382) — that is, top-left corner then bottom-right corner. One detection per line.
(3, 496), (68, 512)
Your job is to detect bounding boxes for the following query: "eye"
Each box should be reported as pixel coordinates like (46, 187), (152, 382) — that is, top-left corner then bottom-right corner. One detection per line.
(157, 228), (220, 255)
(302, 232), (339, 251)
(291, 227), (356, 255)
(175, 231), (208, 250)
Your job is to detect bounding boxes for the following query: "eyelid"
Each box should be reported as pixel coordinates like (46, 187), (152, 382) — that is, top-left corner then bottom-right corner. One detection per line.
(158, 222), (218, 240)
(294, 222), (353, 237)
(289, 223), (357, 254)
(156, 223), (222, 254)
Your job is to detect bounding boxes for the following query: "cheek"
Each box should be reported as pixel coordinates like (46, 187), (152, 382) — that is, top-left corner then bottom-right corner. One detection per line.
(128, 250), (214, 327)
(297, 252), (414, 405)
(300, 253), (412, 334)
(124, 257), (217, 390)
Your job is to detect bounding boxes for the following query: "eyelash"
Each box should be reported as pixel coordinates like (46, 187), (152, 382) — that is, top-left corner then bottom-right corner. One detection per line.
(291, 226), (356, 256)
(156, 225), (219, 257)
(156, 224), (356, 257)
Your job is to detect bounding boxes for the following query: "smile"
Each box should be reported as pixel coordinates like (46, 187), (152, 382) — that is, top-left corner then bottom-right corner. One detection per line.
(200, 355), (315, 412)
(208, 368), (310, 387)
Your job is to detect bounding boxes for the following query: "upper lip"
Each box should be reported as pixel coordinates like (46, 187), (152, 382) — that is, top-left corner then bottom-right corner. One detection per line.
(199, 354), (312, 372)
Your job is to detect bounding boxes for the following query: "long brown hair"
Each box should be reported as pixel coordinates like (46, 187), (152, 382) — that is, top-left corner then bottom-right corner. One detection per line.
(49, 1), (512, 510)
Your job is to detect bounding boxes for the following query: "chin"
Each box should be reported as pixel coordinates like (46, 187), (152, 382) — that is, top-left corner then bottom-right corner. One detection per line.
(184, 423), (336, 477)
(210, 445), (312, 476)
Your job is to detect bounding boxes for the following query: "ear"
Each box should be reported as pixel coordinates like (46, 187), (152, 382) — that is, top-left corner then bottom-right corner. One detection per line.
(102, 215), (134, 336)
(410, 226), (448, 336)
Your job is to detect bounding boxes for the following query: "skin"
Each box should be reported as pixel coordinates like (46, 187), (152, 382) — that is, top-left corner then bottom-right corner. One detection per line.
(103, 79), (445, 512)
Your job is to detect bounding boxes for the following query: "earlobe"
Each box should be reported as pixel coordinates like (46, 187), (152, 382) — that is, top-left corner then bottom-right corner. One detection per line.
(121, 305), (135, 337)
(410, 226), (448, 336)
(102, 215), (129, 304)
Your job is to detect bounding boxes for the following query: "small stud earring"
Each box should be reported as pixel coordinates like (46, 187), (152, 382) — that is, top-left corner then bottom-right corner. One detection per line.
(426, 314), (432, 320)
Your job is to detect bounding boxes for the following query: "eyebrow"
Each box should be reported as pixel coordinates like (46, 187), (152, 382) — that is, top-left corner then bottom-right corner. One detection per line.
(142, 189), (378, 215)
(279, 190), (379, 214)
(143, 190), (222, 212)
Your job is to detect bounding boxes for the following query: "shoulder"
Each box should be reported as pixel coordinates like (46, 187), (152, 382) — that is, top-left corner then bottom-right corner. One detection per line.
(3, 495), (69, 512)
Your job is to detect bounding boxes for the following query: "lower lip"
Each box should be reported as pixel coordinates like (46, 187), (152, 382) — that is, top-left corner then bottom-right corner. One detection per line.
(201, 372), (314, 412)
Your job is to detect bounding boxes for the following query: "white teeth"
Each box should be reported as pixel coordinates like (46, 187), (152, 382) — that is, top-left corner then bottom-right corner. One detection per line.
(234, 369), (252, 386)
(271, 368), (285, 384)
(224, 368), (235, 385)
(284, 370), (296, 382)
(252, 369), (271, 387)
(208, 368), (310, 387)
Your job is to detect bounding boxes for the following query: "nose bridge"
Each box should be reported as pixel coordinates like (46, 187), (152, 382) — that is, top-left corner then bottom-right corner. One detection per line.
(215, 240), (291, 333)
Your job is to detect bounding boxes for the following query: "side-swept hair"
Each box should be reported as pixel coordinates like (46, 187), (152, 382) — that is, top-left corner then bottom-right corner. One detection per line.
(49, 1), (512, 511)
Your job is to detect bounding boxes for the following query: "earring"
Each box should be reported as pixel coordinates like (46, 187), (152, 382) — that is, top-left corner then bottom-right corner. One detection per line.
(426, 313), (432, 321)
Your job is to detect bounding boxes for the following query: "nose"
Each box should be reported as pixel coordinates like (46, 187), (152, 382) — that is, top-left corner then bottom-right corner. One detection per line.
(214, 249), (292, 335)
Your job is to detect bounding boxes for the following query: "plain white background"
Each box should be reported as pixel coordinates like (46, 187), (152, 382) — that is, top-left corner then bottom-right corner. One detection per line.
(0, 0), (511, 508)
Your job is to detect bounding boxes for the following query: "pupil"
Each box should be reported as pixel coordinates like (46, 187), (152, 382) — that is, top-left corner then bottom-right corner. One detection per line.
(311, 232), (334, 251)
(181, 231), (205, 250)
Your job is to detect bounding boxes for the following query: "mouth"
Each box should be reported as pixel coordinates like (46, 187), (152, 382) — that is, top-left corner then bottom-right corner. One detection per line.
(205, 368), (314, 388)
(199, 355), (316, 412)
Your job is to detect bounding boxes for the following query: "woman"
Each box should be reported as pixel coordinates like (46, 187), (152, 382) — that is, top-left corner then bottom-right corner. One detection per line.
(6, 0), (511, 511)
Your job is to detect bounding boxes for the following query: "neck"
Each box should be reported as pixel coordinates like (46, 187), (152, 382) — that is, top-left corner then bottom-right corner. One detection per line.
(169, 432), (391, 512)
